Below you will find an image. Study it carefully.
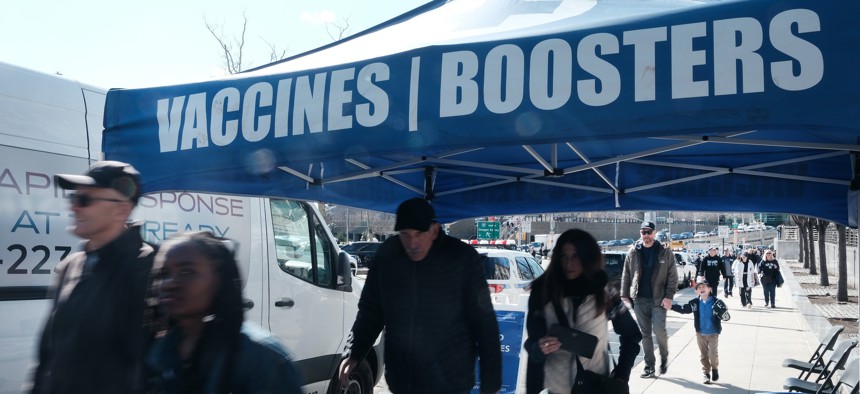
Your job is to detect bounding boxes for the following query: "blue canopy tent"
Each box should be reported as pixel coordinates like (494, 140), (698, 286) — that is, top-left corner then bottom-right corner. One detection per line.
(103, 0), (860, 225)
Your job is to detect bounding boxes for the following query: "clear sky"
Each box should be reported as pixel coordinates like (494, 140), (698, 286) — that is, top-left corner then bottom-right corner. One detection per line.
(0, 0), (429, 89)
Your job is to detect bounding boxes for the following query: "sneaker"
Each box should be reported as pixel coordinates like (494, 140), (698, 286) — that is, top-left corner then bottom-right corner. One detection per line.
(640, 367), (655, 378)
(703, 372), (711, 384)
(659, 359), (668, 375)
(711, 369), (719, 381)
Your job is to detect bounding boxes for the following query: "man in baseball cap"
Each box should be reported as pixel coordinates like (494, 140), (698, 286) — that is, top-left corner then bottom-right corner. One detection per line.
(339, 197), (502, 393)
(56, 160), (142, 205)
(621, 219), (678, 378)
(30, 161), (156, 393)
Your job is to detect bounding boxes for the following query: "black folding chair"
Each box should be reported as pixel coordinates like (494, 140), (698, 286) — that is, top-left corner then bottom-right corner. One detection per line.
(783, 338), (858, 393)
(820, 357), (859, 394)
(783, 325), (845, 380)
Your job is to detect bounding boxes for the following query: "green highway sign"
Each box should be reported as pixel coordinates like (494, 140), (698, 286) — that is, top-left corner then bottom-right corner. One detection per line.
(476, 221), (500, 239)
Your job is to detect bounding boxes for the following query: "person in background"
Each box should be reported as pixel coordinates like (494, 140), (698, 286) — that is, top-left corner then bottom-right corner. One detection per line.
(621, 221), (678, 378)
(338, 198), (502, 393)
(30, 161), (155, 394)
(147, 232), (302, 394)
(524, 229), (642, 393)
(757, 249), (781, 308)
(670, 279), (730, 385)
(732, 253), (758, 309)
(720, 248), (736, 298)
(697, 246), (723, 296)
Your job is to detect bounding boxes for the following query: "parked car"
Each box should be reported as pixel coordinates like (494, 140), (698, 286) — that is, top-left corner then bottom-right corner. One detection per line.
(604, 250), (692, 290)
(341, 241), (382, 268)
(673, 251), (697, 289)
(476, 248), (545, 301)
(694, 231), (708, 238)
(680, 231), (694, 239)
(602, 251), (626, 289)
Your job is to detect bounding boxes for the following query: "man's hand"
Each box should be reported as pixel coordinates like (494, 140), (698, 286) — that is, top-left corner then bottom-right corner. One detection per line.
(338, 358), (358, 387)
(661, 298), (672, 310)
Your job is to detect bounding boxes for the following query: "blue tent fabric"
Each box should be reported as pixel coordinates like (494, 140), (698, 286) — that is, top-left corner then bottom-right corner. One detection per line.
(103, 0), (860, 225)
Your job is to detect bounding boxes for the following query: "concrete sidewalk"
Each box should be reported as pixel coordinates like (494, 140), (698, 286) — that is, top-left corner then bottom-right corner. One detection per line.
(627, 265), (832, 394)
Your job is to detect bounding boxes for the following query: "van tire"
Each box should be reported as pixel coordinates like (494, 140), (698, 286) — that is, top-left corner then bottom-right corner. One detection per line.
(330, 359), (374, 394)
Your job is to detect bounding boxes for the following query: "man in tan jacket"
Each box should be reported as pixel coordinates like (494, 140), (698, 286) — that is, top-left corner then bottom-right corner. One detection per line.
(620, 221), (678, 378)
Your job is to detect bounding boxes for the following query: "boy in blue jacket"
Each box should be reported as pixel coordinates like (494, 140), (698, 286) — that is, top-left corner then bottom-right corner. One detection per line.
(671, 279), (730, 384)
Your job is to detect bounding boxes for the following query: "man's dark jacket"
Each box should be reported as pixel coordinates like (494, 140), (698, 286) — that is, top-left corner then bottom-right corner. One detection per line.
(697, 254), (723, 284)
(30, 224), (156, 394)
(345, 232), (502, 393)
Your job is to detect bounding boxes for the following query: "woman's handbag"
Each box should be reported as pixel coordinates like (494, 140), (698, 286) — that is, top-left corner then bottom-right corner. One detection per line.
(552, 301), (629, 394)
(775, 270), (785, 287)
(574, 358), (630, 394)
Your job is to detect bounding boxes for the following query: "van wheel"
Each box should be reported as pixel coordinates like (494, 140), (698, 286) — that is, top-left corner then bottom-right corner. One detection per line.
(330, 359), (374, 394)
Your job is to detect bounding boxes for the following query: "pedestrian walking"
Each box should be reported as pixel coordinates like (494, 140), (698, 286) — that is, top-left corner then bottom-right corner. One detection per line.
(30, 161), (156, 394)
(696, 246), (722, 296)
(621, 221), (679, 378)
(757, 249), (781, 308)
(670, 279), (730, 385)
(146, 232), (302, 394)
(720, 248), (736, 297)
(732, 253), (759, 309)
(524, 229), (642, 394)
(338, 198), (502, 393)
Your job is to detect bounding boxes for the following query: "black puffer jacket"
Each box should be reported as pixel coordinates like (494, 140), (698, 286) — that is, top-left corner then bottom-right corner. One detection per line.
(31, 224), (156, 394)
(344, 233), (502, 393)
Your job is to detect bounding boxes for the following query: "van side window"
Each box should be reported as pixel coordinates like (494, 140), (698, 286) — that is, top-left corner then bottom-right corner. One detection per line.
(270, 200), (316, 283)
(312, 219), (333, 285)
(269, 199), (335, 287)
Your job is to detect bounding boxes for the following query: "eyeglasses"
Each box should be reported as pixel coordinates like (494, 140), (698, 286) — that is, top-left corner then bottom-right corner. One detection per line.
(640, 230), (653, 235)
(68, 194), (128, 207)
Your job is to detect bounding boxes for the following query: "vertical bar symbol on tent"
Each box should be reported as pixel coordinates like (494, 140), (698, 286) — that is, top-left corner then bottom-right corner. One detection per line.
(409, 56), (421, 131)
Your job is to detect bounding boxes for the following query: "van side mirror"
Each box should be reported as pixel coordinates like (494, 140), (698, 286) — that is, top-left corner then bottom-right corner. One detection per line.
(337, 251), (353, 291)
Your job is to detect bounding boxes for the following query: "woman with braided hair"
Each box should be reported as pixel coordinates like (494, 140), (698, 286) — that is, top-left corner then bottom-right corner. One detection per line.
(146, 232), (301, 394)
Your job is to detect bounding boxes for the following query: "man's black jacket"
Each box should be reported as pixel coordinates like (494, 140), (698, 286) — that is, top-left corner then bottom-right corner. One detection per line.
(345, 233), (502, 393)
(30, 224), (156, 394)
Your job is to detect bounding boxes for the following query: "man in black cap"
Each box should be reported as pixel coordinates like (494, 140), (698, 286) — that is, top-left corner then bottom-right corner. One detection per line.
(29, 161), (157, 394)
(338, 198), (502, 393)
(620, 221), (678, 378)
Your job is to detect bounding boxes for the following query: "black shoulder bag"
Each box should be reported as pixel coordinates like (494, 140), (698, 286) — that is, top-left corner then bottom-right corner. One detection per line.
(552, 299), (629, 394)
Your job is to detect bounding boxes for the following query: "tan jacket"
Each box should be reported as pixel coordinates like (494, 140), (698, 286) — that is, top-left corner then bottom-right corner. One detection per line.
(620, 241), (678, 306)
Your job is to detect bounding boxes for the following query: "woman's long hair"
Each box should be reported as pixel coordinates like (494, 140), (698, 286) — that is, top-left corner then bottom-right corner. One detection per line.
(160, 232), (244, 394)
(539, 229), (607, 317)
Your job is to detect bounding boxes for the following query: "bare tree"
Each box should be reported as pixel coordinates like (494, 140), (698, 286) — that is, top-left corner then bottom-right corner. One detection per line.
(836, 223), (848, 302)
(205, 11), (249, 74)
(325, 16), (351, 41)
(792, 215), (809, 268)
(205, 10), (293, 74)
(813, 219), (830, 285)
(262, 38), (288, 63)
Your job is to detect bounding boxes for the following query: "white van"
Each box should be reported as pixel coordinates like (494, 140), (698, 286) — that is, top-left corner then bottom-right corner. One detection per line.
(0, 62), (381, 394)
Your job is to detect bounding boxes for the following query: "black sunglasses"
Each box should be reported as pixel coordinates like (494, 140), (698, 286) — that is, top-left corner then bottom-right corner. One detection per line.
(68, 194), (128, 207)
(640, 229), (653, 235)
